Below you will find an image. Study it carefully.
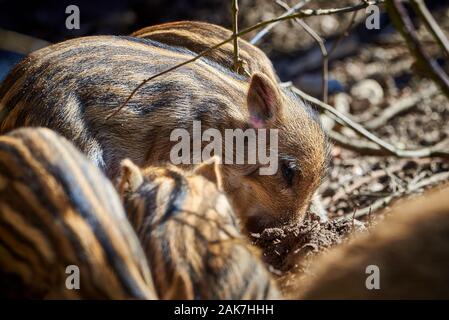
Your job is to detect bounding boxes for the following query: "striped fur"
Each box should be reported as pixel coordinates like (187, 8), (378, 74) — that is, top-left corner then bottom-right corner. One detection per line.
(134, 21), (330, 227)
(119, 157), (280, 299)
(0, 22), (329, 232)
(0, 127), (156, 299)
(131, 21), (278, 81)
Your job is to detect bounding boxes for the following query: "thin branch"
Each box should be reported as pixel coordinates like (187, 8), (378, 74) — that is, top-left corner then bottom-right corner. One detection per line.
(107, 0), (384, 119)
(231, 0), (244, 74)
(275, 0), (358, 104)
(321, 43), (329, 104)
(246, 0), (383, 38)
(327, 130), (387, 155)
(290, 85), (449, 159)
(328, 10), (358, 58)
(410, 0), (449, 60)
(275, 0), (329, 104)
(232, 0), (239, 69)
(251, 0), (310, 45)
(385, 0), (449, 98)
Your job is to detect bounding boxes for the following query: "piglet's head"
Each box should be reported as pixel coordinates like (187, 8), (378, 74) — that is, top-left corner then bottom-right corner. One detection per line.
(222, 72), (330, 233)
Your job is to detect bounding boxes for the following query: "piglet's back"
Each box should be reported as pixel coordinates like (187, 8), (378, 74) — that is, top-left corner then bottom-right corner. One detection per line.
(132, 21), (278, 82)
(0, 35), (249, 177)
(0, 127), (156, 299)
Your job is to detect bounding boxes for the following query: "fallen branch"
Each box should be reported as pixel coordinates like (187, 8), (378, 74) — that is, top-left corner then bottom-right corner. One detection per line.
(290, 85), (449, 159)
(327, 130), (386, 155)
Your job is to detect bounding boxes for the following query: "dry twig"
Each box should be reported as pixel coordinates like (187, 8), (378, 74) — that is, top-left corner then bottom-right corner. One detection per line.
(275, 0), (328, 103)
(275, 0), (358, 104)
(231, 0), (245, 74)
(290, 85), (449, 159)
(251, 0), (310, 45)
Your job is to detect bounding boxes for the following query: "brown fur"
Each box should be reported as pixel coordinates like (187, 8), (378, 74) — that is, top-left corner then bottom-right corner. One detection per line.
(0, 127), (156, 299)
(131, 21), (278, 81)
(0, 21), (329, 232)
(119, 157), (280, 299)
(295, 184), (449, 299)
(133, 21), (330, 225)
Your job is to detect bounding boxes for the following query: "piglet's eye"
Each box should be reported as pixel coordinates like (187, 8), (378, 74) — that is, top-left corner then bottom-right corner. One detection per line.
(281, 163), (295, 187)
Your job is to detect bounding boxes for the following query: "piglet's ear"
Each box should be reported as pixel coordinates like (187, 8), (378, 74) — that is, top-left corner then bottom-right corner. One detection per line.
(193, 156), (223, 191)
(118, 159), (144, 198)
(247, 72), (282, 128)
